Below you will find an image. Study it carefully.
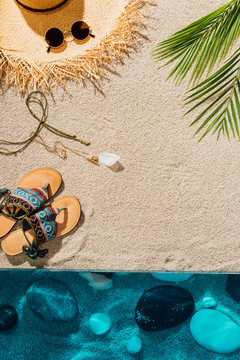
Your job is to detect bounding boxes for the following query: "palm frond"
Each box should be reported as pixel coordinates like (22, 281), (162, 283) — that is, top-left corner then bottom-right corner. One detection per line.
(185, 48), (240, 141)
(153, 0), (240, 85)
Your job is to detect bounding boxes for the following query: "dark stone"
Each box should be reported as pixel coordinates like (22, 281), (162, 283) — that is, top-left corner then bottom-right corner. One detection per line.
(226, 275), (240, 302)
(0, 305), (18, 330)
(26, 278), (79, 322)
(135, 286), (195, 331)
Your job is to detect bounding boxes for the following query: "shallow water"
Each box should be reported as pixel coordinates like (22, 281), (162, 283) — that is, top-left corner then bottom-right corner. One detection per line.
(0, 271), (239, 360)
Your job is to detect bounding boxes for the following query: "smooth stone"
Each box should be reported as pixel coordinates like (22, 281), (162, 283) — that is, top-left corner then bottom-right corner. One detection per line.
(226, 275), (240, 302)
(0, 305), (18, 330)
(127, 335), (142, 354)
(202, 297), (217, 308)
(89, 313), (111, 335)
(190, 309), (240, 354)
(152, 273), (192, 282)
(135, 286), (194, 331)
(26, 278), (78, 322)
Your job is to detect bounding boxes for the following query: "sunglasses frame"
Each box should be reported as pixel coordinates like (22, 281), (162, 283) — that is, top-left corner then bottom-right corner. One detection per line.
(45, 21), (95, 52)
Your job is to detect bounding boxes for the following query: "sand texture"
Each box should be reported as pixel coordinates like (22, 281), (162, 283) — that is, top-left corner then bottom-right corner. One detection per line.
(0, 0), (239, 271)
(0, 271), (239, 360)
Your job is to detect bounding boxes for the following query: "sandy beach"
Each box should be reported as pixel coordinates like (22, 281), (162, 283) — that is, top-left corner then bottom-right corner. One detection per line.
(0, 0), (240, 271)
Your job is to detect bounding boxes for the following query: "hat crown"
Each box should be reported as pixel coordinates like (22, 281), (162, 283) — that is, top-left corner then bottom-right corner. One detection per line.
(16, 0), (68, 11)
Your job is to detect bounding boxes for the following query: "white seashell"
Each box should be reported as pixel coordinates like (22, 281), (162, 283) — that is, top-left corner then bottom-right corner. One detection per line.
(78, 272), (112, 291)
(89, 273), (113, 290)
(98, 152), (120, 166)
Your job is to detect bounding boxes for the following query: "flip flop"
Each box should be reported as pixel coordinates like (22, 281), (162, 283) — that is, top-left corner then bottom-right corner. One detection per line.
(0, 168), (62, 238)
(1, 196), (81, 259)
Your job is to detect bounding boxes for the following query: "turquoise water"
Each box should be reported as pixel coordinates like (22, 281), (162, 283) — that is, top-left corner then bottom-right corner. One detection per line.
(0, 271), (239, 359)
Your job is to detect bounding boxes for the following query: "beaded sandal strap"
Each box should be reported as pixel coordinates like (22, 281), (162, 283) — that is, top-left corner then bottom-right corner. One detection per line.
(0, 184), (49, 220)
(22, 206), (66, 259)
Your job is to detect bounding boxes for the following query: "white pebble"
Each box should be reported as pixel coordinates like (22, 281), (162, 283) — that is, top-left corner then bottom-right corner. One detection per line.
(89, 313), (111, 336)
(202, 296), (217, 308)
(127, 335), (142, 354)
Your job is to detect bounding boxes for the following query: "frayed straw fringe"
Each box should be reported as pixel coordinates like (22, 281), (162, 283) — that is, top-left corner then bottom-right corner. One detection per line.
(0, 0), (156, 92)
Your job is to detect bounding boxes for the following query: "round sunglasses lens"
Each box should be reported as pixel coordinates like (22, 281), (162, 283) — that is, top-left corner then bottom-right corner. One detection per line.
(45, 28), (64, 48)
(71, 21), (90, 40)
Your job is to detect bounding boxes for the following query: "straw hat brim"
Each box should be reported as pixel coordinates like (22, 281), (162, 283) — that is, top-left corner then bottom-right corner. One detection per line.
(0, 0), (151, 91)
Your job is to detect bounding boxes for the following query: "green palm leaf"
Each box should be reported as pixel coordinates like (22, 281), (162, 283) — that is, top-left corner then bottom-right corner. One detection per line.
(153, 0), (240, 85)
(185, 48), (240, 141)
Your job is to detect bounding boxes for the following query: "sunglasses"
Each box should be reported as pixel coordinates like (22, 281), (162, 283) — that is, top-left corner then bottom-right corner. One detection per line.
(45, 21), (95, 52)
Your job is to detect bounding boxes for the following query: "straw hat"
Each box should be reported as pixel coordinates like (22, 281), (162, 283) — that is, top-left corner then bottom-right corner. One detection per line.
(0, 0), (150, 91)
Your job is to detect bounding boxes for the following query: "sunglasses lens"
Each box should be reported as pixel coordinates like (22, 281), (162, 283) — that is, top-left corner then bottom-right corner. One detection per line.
(45, 28), (64, 48)
(71, 21), (90, 40)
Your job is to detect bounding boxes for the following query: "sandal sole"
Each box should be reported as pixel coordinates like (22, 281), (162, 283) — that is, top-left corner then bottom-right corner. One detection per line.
(1, 196), (81, 256)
